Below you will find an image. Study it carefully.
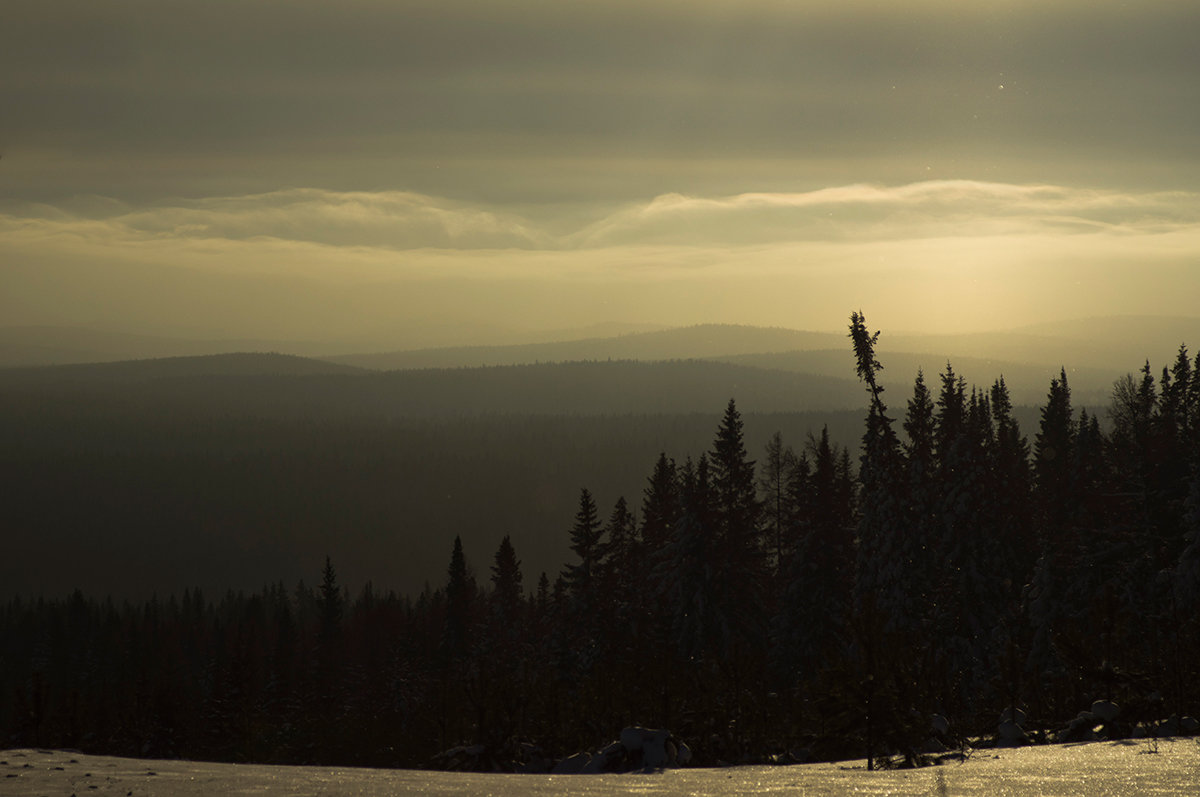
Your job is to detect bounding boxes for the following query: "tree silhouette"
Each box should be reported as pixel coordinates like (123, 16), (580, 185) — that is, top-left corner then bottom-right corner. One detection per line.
(490, 535), (524, 624)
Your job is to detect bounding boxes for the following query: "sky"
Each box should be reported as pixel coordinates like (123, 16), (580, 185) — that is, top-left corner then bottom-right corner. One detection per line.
(3, 0), (1199, 348)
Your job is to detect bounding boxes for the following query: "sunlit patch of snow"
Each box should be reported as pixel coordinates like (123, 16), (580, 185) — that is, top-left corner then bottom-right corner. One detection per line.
(2, 741), (1198, 796)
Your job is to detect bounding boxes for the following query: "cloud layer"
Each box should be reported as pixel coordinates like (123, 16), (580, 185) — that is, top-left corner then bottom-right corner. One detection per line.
(3, 181), (1198, 344)
(6, 181), (1198, 252)
(3, 1), (1198, 204)
(3, 2), (1196, 343)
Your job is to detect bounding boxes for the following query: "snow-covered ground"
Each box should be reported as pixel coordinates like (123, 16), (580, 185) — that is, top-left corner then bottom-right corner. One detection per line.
(3, 740), (1198, 796)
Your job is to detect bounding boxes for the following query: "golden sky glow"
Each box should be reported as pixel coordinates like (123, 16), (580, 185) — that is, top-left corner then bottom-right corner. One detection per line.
(2, 1), (1198, 346)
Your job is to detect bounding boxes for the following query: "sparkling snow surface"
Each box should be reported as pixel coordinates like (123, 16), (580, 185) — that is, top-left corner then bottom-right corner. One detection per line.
(3, 741), (1198, 796)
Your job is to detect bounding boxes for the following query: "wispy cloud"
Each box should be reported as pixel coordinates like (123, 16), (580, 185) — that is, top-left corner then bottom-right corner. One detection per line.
(572, 182), (1200, 247)
(5, 181), (1198, 255)
(3, 181), (1198, 341)
(3, 189), (548, 251)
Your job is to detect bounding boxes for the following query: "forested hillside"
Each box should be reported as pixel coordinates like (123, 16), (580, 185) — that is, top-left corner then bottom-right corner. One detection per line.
(0, 355), (866, 417)
(1, 404), (860, 598)
(2, 317), (1197, 771)
(1, 354), (881, 597)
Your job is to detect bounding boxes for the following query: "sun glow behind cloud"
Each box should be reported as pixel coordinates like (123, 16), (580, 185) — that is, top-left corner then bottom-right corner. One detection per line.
(2, 181), (1198, 344)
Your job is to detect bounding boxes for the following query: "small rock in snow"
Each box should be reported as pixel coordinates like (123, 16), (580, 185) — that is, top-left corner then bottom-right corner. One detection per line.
(1091, 700), (1120, 723)
(551, 752), (590, 775)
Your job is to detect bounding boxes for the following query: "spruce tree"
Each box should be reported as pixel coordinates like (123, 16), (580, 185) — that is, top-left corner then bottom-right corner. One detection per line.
(760, 431), (796, 575)
(1034, 369), (1076, 530)
(314, 556), (346, 761)
(848, 311), (908, 632)
(771, 446), (811, 685)
(666, 456), (716, 663)
(1027, 370), (1078, 712)
(903, 371), (936, 481)
(772, 427), (853, 691)
(711, 400), (762, 551)
(641, 453), (680, 559)
(938, 388), (1002, 711)
(1176, 468), (1200, 612)
(443, 536), (473, 660)
(848, 311), (909, 769)
(601, 496), (638, 616)
(1190, 349), (1200, 450)
(1073, 409), (1109, 529)
(485, 534), (527, 746)
(709, 399), (768, 662)
(933, 364), (966, 471)
(807, 426), (855, 579)
(490, 535), (524, 624)
(991, 377), (1034, 581)
(901, 370), (938, 635)
(561, 488), (607, 677)
(562, 488), (605, 614)
(632, 454), (681, 721)
(784, 446), (813, 557)
(1168, 345), (1192, 441)
(534, 572), (550, 618)
(318, 556), (344, 651)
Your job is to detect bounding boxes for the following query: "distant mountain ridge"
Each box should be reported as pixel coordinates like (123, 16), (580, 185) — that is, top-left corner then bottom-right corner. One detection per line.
(324, 317), (1200, 376)
(325, 324), (847, 371)
(0, 323), (670, 368)
(0, 352), (367, 382)
(0, 326), (354, 366)
(7, 316), (1194, 412)
(4, 317), (1196, 394)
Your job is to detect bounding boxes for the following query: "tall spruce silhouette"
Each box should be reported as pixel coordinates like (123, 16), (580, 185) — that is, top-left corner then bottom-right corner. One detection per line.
(847, 311), (909, 769)
(443, 536), (473, 660)
(561, 487), (606, 680)
(490, 535), (523, 625)
(562, 488), (604, 614)
(709, 399), (767, 662)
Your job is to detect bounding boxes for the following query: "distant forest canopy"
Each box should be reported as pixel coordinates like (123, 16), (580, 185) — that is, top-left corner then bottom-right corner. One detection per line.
(0, 402), (862, 599)
(5, 346), (1059, 600)
(2, 313), (1198, 770)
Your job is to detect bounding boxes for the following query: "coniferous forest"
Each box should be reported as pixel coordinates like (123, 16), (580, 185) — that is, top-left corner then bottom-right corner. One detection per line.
(3, 313), (1200, 770)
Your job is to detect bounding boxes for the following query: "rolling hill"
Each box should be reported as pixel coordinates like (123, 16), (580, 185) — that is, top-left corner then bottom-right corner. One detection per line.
(324, 324), (848, 371)
(3, 319), (1190, 600)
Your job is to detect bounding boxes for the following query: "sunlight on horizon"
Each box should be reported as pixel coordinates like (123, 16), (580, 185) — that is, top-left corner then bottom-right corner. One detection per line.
(2, 180), (1198, 345)
(2, 1), (1197, 346)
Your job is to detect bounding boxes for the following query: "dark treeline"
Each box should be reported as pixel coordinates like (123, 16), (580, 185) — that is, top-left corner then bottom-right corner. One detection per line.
(0, 399), (867, 599)
(3, 314), (1199, 768)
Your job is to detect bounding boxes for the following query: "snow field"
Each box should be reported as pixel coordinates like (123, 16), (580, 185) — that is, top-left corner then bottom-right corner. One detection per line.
(2, 740), (1198, 796)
